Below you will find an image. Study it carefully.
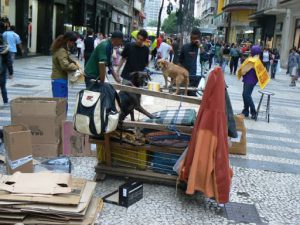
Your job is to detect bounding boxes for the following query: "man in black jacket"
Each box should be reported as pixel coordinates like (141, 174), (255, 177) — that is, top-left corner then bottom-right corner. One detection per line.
(83, 29), (94, 66)
(179, 28), (201, 76)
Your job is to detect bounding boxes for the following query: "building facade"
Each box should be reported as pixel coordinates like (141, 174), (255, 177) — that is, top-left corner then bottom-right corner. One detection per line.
(0, 0), (145, 55)
(194, 0), (217, 36)
(222, 0), (258, 44)
(144, 0), (161, 27)
(214, 0), (229, 41)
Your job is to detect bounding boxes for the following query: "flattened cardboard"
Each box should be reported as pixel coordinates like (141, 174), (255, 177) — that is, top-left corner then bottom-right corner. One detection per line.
(63, 121), (91, 157)
(11, 97), (67, 145)
(3, 125), (33, 175)
(32, 143), (61, 157)
(14, 181), (96, 216)
(22, 198), (103, 225)
(230, 115), (247, 155)
(0, 177), (85, 205)
(0, 172), (72, 195)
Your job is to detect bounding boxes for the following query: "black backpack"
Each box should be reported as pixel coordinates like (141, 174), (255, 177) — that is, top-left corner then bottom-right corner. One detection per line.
(73, 81), (120, 136)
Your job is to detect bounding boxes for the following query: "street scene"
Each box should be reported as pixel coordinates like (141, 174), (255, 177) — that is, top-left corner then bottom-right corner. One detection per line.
(0, 0), (299, 224)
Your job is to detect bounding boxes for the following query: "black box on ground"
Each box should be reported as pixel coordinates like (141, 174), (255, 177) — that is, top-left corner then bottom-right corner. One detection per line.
(103, 181), (143, 208)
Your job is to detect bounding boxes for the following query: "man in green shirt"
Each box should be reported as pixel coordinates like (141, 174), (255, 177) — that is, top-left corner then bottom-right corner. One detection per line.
(84, 31), (123, 87)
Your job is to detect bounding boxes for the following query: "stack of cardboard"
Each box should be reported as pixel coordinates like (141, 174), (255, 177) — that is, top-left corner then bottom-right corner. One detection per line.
(0, 172), (102, 224)
(11, 97), (67, 157)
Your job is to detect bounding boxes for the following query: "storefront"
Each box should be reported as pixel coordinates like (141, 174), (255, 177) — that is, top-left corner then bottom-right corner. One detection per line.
(111, 10), (130, 34)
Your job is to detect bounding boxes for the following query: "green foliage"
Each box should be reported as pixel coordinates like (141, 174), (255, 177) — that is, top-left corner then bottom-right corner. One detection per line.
(192, 18), (201, 27)
(161, 13), (177, 34)
(148, 20), (158, 27)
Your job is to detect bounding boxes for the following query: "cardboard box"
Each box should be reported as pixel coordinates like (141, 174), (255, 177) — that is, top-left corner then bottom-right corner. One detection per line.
(32, 143), (61, 157)
(3, 125), (33, 175)
(11, 98), (67, 145)
(62, 121), (91, 157)
(230, 115), (247, 155)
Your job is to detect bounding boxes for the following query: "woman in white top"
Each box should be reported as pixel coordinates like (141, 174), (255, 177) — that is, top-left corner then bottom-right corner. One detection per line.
(75, 36), (84, 60)
(261, 48), (271, 72)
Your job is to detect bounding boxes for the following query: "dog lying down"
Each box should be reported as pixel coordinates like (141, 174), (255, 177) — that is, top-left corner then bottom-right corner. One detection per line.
(157, 59), (189, 95)
(119, 71), (159, 121)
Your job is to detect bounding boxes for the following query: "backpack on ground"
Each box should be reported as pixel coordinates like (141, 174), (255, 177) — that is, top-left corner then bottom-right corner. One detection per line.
(73, 81), (120, 136)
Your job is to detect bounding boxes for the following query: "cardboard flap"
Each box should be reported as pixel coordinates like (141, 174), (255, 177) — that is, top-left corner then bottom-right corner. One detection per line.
(0, 172), (72, 195)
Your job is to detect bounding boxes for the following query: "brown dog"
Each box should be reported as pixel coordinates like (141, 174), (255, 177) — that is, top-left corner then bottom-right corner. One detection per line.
(157, 59), (189, 95)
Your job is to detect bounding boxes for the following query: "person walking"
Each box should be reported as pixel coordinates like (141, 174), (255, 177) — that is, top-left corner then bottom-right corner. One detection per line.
(75, 35), (84, 60)
(261, 48), (271, 72)
(172, 37), (180, 64)
(287, 48), (300, 87)
(270, 48), (280, 79)
(222, 44), (230, 72)
(117, 29), (149, 84)
(0, 34), (13, 106)
(50, 31), (79, 100)
(229, 43), (240, 75)
(84, 31), (123, 87)
(157, 40), (172, 61)
(239, 45), (262, 120)
(2, 25), (22, 62)
(83, 29), (94, 66)
(179, 27), (202, 76)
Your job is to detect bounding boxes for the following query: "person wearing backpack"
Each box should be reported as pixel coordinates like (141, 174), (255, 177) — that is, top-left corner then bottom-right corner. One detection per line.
(84, 31), (123, 87)
(0, 34), (13, 106)
(50, 31), (79, 99)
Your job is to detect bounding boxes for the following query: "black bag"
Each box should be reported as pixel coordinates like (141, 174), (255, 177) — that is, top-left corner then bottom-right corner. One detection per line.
(73, 81), (120, 136)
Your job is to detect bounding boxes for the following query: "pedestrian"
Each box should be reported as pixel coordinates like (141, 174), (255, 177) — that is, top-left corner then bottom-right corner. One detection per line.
(270, 48), (280, 79)
(2, 25), (23, 61)
(50, 31), (79, 100)
(239, 45), (262, 120)
(179, 27), (202, 76)
(222, 44), (230, 72)
(84, 31), (123, 87)
(0, 34), (13, 106)
(261, 47), (271, 72)
(287, 48), (300, 87)
(229, 43), (240, 75)
(157, 40), (172, 61)
(83, 29), (94, 66)
(94, 33), (104, 48)
(117, 29), (149, 84)
(172, 37), (180, 64)
(75, 35), (84, 60)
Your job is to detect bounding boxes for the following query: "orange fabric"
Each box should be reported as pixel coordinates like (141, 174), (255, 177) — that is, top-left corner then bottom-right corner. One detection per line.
(180, 66), (232, 203)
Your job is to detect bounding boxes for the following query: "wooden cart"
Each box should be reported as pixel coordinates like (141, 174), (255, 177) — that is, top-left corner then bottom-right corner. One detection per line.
(92, 63), (201, 185)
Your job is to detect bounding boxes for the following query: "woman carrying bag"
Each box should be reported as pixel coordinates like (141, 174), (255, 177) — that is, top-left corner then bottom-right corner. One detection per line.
(50, 31), (79, 99)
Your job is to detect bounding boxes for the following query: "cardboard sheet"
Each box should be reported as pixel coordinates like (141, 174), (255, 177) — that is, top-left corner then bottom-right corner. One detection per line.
(0, 172), (72, 195)
(0, 177), (85, 205)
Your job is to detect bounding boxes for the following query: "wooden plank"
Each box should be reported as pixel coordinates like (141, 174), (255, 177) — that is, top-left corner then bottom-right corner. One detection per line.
(90, 138), (185, 154)
(95, 164), (177, 186)
(112, 83), (201, 105)
(104, 134), (112, 166)
(122, 121), (193, 134)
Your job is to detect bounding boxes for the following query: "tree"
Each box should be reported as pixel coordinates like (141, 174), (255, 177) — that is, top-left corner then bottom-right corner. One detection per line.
(161, 13), (177, 34)
(147, 20), (158, 27)
(192, 18), (201, 28)
(156, 0), (165, 37)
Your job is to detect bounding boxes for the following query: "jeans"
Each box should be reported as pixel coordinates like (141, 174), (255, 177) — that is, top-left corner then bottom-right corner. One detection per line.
(0, 70), (8, 103)
(263, 61), (270, 72)
(242, 83), (256, 117)
(222, 57), (229, 72)
(52, 79), (68, 98)
(271, 63), (277, 78)
(230, 56), (239, 74)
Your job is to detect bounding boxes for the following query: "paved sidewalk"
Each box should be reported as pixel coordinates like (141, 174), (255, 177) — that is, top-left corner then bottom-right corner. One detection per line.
(0, 56), (299, 224)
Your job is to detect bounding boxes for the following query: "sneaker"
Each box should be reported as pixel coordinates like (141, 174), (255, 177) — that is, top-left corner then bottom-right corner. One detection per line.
(289, 82), (296, 87)
(251, 114), (257, 120)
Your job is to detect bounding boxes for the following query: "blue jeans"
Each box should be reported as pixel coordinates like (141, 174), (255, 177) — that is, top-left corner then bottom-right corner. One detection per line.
(242, 83), (256, 117)
(271, 63), (277, 78)
(0, 70), (8, 103)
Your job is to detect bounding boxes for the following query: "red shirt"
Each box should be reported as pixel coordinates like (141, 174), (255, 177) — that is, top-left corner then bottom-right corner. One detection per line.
(157, 37), (162, 49)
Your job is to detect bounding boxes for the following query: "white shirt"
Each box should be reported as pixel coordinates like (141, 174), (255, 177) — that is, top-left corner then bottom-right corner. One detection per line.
(76, 39), (84, 49)
(157, 42), (172, 60)
(262, 51), (270, 62)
